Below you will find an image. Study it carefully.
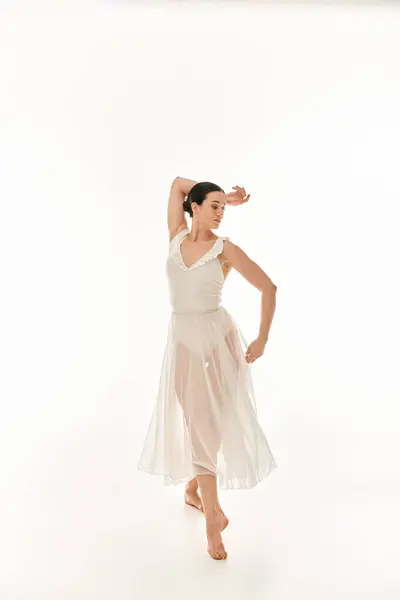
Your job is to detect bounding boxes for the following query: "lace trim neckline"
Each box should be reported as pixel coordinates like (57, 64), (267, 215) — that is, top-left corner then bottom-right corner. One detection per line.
(175, 228), (227, 271)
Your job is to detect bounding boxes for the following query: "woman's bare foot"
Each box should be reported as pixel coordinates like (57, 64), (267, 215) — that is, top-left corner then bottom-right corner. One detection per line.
(206, 510), (229, 560)
(184, 485), (204, 512)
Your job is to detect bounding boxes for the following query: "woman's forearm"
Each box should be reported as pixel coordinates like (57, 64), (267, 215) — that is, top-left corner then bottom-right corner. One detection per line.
(175, 177), (198, 197)
(258, 287), (277, 344)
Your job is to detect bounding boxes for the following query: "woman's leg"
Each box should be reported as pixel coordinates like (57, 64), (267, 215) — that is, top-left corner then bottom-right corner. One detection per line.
(197, 474), (229, 560)
(195, 345), (230, 559)
(174, 340), (228, 548)
(184, 476), (203, 511)
(175, 342), (222, 483)
(174, 342), (204, 511)
(186, 476), (198, 491)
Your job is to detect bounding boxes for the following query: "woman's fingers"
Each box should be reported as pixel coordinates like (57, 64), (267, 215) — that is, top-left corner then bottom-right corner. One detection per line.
(231, 186), (250, 204)
(240, 187), (248, 200)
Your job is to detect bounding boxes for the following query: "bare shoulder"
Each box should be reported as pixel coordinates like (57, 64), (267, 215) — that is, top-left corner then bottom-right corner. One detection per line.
(169, 223), (188, 244)
(220, 238), (236, 265)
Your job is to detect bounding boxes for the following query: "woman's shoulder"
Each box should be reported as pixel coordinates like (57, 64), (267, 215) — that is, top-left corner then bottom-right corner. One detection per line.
(169, 225), (189, 245)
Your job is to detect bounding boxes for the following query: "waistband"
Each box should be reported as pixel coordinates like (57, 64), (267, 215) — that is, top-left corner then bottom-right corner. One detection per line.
(172, 307), (221, 315)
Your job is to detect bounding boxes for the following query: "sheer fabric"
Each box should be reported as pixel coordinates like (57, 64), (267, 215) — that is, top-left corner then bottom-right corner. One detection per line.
(137, 228), (277, 490)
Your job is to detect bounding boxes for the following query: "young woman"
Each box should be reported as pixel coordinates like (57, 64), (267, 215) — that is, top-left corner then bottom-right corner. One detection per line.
(138, 177), (278, 560)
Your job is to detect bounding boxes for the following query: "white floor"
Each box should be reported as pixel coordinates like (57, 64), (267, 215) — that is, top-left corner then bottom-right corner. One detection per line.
(3, 470), (399, 600)
(130, 477), (399, 600)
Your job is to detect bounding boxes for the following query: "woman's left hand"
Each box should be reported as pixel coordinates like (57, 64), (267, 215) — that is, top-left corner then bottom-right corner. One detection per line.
(225, 185), (250, 206)
(245, 337), (266, 363)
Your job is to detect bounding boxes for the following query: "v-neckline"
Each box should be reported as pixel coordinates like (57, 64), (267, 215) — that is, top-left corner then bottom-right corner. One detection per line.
(178, 231), (220, 270)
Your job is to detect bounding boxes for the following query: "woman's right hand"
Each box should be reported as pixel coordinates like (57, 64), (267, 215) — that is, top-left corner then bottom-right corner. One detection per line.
(225, 185), (251, 206)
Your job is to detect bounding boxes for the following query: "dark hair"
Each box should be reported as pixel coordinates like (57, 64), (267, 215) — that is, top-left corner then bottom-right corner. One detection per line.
(183, 181), (224, 218)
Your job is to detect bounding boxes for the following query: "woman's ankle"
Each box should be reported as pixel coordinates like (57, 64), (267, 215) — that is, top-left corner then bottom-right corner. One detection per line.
(185, 478), (199, 493)
(203, 503), (223, 518)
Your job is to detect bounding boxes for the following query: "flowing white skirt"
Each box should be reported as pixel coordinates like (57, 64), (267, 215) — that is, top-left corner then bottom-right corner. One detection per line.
(137, 305), (277, 490)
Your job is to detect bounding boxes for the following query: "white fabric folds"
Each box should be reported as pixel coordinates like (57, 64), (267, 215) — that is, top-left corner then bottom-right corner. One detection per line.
(137, 228), (277, 490)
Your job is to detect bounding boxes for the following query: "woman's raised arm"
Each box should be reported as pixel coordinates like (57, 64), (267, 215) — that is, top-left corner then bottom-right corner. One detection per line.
(167, 177), (198, 241)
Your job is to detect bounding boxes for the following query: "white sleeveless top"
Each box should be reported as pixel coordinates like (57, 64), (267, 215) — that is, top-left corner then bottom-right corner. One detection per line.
(166, 228), (230, 315)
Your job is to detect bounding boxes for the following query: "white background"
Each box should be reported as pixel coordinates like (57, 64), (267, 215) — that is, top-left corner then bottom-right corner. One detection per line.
(1, 1), (399, 598)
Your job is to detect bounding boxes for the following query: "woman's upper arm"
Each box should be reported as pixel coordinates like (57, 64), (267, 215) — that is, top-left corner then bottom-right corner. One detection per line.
(167, 177), (187, 242)
(223, 241), (277, 291)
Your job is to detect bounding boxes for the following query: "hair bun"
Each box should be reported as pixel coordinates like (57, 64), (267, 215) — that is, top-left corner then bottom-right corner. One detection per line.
(183, 197), (192, 216)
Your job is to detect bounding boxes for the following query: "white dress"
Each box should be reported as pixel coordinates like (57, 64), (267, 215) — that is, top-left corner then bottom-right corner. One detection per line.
(137, 227), (277, 490)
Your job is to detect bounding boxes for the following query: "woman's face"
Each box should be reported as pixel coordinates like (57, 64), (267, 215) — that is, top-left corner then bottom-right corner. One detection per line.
(195, 191), (226, 229)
